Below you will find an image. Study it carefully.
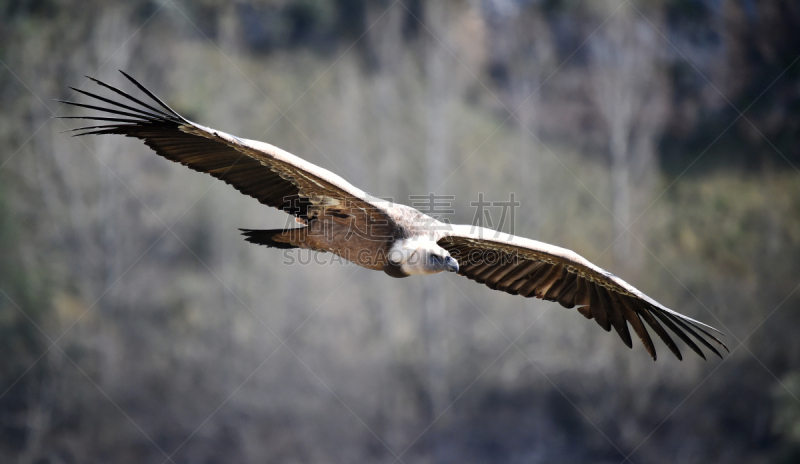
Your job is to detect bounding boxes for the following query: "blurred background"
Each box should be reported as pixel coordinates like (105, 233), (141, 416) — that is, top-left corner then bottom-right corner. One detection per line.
(1, 0), (799, 462)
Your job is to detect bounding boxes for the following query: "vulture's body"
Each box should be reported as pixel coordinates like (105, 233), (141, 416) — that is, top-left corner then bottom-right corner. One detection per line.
(61, 72), (727, 361)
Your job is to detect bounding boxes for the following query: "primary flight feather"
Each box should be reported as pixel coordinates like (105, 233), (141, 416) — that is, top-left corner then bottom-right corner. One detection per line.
(60, 71), (727, 361)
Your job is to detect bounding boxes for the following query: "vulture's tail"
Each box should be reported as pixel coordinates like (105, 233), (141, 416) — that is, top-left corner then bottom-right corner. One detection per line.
(239, 228), (302, 249)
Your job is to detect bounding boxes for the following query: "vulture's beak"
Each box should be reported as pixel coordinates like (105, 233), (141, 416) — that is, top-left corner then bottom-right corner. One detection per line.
(446, 257), (459, 273)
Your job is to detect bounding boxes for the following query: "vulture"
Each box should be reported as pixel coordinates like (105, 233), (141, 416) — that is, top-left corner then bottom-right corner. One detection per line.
(60, 71), (727, 361)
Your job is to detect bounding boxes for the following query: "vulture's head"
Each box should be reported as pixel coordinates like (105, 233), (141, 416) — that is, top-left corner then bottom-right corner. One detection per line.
(383, 236), (459, 278)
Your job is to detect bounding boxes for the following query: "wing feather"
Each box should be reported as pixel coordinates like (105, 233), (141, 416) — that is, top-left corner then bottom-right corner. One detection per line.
(598, 286), (632, 348)
(650, 310), (706, 360)
(588, 282), (611, 332)
(534, 265), (567, 299)
(663, 313), (723, 359)
(438, 225), (726, 361)
(493, 261), (540, 292)
(556, 278), (579, 308)
(616, 294), (657, 359)
(483, 264), (517, 287)
(517, 264), (557, 297)
(546, 271), (577, 301)
(60, 72), (396, 236)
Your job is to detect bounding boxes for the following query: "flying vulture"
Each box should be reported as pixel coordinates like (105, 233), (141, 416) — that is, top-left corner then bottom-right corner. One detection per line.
(60, 71), (727, 361)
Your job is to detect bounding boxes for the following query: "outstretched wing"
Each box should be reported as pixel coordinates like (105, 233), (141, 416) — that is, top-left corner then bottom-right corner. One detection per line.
(59, 71), (395, 235)
(438, 224), (727, 361)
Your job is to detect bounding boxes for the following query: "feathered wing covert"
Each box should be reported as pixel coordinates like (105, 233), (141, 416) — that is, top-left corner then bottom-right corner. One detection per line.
(61, 72), (727, 361)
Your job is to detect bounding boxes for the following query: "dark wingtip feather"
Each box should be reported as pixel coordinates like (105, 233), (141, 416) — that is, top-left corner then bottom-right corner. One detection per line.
(118, 70), (180, 118)
(659, 306), (725, 336)
(651, 309), (706, 360)
(665, 313), (724, 359)
(59, 124), (130, 135)
(67, 85), (164, 120)
(57, 115), (141, 123)
(85, 74), (181, 122)
(70, 128), (124, 137)
(56, 99), (159, 121)
(617, 296), (657, 361)
(588, 284), (611, 332)
(603, 289), (633, 349)
(675, 314), (729, 353)
(639, 307), (683, 360)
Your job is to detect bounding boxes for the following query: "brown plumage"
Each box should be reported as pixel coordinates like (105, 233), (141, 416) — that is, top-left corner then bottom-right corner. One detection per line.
(60, 71), (728, 361)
